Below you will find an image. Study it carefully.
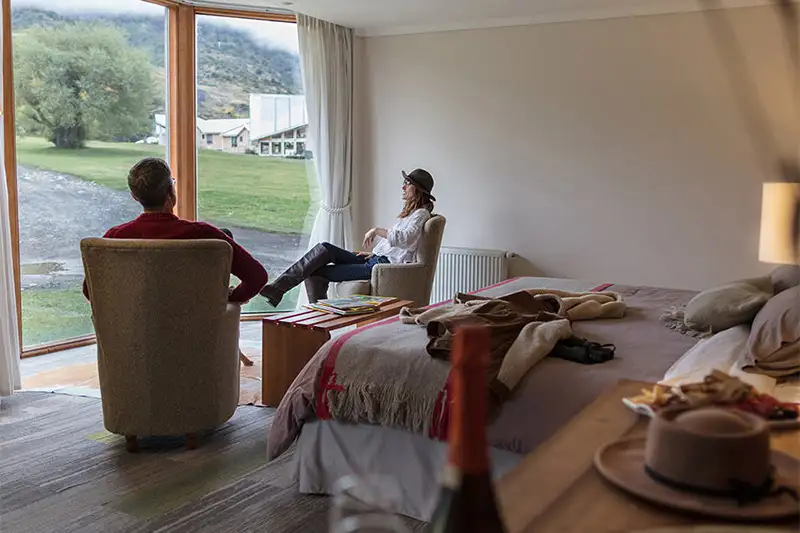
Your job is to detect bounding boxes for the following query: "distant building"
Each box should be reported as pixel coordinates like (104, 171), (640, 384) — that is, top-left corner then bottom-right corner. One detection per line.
(197, 118), (250, 153)
(249, 94), (307, 140)
(153, 114), (250, 154)
(153, 96), (309, 157)
(252, 124), (308, 157)
(249, 94), (310, 157)
(219, 125), (249, 153)
(153, 113), (168, 145)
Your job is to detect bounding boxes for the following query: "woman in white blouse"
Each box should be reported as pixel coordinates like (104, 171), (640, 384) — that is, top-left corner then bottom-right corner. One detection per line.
(260, 169), (436, 306)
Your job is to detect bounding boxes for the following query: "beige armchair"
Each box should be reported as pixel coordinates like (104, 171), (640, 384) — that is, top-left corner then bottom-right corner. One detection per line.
(335, 214), (446, 307)
(80, 238), (241, 452)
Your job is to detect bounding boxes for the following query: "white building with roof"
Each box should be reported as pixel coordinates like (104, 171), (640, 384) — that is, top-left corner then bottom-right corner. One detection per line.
(249, 94), (309, 157)
(153, 114), (250, 153)
(196, 118), (250, 153)
(153, 95), (308, 156)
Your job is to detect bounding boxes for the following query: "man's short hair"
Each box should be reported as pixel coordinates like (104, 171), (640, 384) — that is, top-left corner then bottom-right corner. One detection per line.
(128, 158), (173, 209)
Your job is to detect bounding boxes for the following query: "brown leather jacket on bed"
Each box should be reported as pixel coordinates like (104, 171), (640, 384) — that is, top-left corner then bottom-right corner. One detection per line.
(400, 290), (565, 403)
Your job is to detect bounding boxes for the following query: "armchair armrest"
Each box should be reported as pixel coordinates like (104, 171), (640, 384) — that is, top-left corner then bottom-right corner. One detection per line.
(215, 302), (242, 363)
(221, 303), (242, 334)
(371, 263), (428, 307)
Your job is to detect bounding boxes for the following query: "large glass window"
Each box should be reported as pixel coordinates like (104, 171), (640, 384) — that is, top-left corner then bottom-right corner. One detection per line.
(195, 15), (317, 313)
(12, 0), (168, 348)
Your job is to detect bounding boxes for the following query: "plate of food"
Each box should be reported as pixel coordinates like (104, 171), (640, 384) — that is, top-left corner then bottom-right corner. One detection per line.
(623, 370), (800, 429)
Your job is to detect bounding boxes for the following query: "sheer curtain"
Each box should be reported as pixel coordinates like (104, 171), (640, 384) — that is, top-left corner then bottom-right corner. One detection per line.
(0, 25), (22, 398)
(297, 14), (354, 252)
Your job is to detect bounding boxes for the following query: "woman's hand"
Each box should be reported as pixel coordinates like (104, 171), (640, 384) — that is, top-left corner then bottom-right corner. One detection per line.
(363, 227), (388, 249)
(355, 251), (372, 258)
(362, 228), (378, 249)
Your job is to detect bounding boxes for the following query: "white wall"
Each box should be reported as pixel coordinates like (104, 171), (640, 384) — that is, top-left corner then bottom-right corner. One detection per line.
(353, 6), (796, 289)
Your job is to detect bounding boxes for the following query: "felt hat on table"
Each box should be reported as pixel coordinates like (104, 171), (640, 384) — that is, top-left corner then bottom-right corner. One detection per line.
(594, 406), (800, 521)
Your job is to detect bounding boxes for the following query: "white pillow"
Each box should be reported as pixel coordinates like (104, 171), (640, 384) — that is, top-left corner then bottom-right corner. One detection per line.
(661, 325), (776, 394)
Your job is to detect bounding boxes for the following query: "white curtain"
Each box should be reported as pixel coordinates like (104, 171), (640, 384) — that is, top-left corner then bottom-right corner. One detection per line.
(297, 14), (354, 251)
(0, 19), (22, 398)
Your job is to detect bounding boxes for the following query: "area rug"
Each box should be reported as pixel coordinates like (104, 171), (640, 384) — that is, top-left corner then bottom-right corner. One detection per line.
(21, 348), (265, 406)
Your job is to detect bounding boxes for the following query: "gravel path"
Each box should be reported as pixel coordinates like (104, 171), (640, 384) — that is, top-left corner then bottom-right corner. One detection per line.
(18, 166), (307, 290)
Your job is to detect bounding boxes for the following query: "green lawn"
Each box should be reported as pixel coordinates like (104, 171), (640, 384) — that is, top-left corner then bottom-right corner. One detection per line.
(21, 283), (301, 348)
(16, 136), (314, 348)
(22, 287), (94, 347)
(15, 136), (317, 234)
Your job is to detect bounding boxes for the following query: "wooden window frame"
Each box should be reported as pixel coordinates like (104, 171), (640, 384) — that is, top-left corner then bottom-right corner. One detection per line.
(2, 0), (21, 352)
(1, 0), (296, 358)
(170, 3), (198, 221)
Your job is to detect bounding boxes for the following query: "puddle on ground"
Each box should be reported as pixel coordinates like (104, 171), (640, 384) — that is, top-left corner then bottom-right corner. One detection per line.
(21, 262), (65, 275)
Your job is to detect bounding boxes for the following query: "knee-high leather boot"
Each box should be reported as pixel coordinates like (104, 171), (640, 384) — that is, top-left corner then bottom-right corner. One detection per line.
(260, 243), (331, 306)
(304, 276), (330, 303)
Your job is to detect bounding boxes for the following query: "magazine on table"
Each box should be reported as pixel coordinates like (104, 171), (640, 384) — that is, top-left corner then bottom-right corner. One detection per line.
(318, 295), (396, 310)
(305, 295), (397, 315)
(305, 303), (375, 316)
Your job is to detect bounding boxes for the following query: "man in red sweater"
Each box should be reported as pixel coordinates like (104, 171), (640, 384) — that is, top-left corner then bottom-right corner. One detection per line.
(82, 158), (268, 303)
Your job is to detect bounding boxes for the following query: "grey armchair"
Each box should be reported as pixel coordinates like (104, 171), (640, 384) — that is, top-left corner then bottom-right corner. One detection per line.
(335, 214), (446, 307)
(80, 238), (241, 452)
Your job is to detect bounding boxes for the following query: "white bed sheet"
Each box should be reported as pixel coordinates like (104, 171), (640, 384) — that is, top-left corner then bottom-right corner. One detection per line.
(295, 420), (522, 522)
(660, 324), (800, 403)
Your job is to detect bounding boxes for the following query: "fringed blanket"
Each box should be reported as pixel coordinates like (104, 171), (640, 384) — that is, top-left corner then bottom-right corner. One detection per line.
(660, 305), (714, 339)
(266, 280), (629, 460)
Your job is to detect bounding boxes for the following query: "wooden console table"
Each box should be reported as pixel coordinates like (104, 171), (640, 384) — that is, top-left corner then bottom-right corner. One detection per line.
(261, 300), (413, 407)
(497, 379), (800, 533)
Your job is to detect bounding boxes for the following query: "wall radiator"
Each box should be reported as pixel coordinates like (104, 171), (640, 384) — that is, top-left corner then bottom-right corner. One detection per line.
(431, 247), (514, 304)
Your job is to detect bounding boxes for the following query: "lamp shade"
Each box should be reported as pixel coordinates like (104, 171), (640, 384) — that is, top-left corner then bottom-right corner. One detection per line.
(759, 182), (800, 265)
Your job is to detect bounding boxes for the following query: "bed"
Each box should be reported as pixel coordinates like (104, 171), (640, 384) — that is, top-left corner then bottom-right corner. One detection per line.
(268, 276), (702, 520)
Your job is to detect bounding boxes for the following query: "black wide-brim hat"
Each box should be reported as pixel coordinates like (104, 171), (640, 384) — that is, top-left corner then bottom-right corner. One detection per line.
(402, 169), (436, 202)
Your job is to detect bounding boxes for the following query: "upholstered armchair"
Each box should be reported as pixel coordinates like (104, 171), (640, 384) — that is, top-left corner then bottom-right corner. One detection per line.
(335, 214), (446, 307)
(80, 238), (241, 452)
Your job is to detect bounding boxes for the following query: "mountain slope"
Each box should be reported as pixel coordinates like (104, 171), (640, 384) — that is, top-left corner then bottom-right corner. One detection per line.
(11, 7), (302, 119)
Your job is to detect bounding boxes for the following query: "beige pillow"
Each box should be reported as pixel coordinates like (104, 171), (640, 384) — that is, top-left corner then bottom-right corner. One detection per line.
(771, 265), (800, 294)
(684, 277), (773, 332)
(744, 340), (800, 377)
(745, 285), (800, 377)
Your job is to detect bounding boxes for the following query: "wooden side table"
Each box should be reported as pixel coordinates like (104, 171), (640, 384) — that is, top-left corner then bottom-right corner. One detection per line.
(496, 379), (800, 533)
(261, 299), (413, 407)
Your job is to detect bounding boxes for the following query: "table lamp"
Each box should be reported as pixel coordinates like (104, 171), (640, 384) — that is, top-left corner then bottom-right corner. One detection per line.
(759, 182), (800, 265)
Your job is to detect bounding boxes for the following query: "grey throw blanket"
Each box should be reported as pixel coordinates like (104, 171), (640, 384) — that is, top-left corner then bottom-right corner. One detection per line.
(322, 291), (572, 436)
(266, 278), (696, 461)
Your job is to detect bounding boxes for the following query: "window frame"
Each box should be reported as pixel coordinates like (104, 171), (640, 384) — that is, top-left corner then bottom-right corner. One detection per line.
(1, 0), (297, 357)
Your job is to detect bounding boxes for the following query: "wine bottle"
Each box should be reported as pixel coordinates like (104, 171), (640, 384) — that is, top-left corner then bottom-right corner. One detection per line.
(426, 325), (508, 533)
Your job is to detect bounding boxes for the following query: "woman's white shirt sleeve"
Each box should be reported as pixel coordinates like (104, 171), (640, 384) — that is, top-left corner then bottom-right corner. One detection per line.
(386, 209), (430, 248)
(372, 208), (432, 263)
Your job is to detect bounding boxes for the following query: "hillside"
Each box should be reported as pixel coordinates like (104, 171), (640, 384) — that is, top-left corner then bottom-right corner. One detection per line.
(11, 7), (302, 119)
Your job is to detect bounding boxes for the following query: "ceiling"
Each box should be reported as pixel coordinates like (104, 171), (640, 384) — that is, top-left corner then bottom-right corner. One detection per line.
(198, 0), (781, 36)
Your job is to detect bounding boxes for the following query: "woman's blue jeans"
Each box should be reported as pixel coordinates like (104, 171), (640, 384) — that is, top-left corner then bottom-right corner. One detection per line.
(313, 242), (390, 282)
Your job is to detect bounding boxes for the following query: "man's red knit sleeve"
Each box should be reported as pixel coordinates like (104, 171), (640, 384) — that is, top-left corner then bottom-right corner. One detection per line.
(210, 228), (269, 303)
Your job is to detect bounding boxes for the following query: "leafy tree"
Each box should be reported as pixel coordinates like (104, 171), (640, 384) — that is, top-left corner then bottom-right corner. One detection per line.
(12, 7), (303, 120)
(13, 23), (157, 148)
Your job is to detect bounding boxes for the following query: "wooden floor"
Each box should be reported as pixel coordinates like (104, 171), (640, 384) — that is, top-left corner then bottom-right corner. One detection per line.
(0, 392), (424, 533)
